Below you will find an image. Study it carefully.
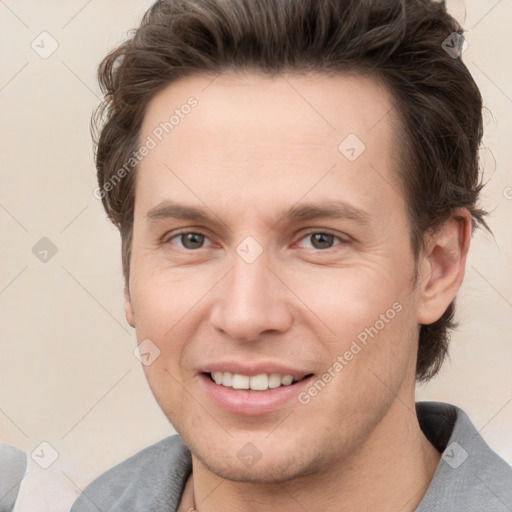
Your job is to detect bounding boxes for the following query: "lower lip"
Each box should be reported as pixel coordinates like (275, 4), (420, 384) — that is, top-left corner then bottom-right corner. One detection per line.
(200, 374), (313, 415)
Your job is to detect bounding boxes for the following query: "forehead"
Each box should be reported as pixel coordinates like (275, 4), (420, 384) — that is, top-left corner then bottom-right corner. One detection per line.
(136, 71), (403, 225)
(141, 70), (395, 151)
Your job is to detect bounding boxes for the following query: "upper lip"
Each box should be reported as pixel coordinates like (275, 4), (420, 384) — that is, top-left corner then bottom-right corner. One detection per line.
(199, 361), (312, 379)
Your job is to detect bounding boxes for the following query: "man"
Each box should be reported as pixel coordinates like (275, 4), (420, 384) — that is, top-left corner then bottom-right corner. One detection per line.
(72, 0), (512, 510)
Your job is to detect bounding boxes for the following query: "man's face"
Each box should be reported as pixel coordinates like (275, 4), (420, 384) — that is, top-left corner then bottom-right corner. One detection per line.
(127, 72), (423, 481)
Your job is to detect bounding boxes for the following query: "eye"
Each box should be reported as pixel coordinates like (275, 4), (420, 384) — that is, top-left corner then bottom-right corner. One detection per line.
(166, 231), (212, 250)
(297, 231), (343, 250)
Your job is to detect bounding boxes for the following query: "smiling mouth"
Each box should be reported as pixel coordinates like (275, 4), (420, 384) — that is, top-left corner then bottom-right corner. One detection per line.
(206, 372), (313, 391)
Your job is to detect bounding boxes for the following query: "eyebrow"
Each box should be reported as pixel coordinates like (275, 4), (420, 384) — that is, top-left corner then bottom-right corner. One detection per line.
(146, 200), (370, 229)
(282, 201), (370, 224)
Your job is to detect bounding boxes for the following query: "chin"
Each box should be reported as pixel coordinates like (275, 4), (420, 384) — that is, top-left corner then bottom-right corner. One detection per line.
(198, 454), (310, 484)
(188, 438), (325, 484)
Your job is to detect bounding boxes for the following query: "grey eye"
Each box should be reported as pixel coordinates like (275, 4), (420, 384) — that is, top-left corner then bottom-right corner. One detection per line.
(309, 233), (336, 249)
(179, 232), (205, 249)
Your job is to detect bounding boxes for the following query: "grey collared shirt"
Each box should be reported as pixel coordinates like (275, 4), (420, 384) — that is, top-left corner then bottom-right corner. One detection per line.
(70, 402), (512, 511)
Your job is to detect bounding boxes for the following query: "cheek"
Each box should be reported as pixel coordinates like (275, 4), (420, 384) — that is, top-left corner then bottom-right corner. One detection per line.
(141, 359), (191, 429)
(128, 264), (216, 393)
(129, 263), (207, 338)
(296, 265), (417, 386)
(128, 270), (194, 399)
(290, 263), (410, 333)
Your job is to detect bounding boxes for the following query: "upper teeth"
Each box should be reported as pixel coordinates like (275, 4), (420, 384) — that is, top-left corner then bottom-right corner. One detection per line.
(211, 372), (297, 391)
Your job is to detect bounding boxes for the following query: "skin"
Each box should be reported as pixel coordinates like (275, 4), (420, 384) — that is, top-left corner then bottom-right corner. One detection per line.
(124, 72), (471, 512)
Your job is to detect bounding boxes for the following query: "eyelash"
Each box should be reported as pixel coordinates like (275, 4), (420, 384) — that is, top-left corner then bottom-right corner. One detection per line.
(163, 229), (346, 251)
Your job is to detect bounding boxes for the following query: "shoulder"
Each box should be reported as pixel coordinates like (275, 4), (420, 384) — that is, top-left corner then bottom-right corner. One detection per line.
(0, 444), (26, 512)
(416, 401), (512, 512)
(71, 435), (191, 512)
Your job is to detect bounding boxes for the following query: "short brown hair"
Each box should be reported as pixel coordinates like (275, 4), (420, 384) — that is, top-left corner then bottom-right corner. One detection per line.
(93, 0), (488, 382)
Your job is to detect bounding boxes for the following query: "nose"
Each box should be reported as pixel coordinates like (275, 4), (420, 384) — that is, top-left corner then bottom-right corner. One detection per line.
(209, 248), (293, 342)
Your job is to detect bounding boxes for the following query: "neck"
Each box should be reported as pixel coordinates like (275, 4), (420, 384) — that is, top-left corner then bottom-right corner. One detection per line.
(188, 397), (440, 512)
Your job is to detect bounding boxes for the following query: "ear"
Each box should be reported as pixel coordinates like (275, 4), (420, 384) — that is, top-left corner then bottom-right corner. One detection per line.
(416, 209), (472, 325)
(124, 281), (135, 328)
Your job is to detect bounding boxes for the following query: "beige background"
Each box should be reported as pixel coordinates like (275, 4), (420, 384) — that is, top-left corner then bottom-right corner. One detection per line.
(1, 0), (511, 507)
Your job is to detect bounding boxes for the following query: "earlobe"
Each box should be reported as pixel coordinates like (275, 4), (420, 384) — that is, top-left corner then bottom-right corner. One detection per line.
(416, 209), (472, 325)
(124, 282), (135, 328)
